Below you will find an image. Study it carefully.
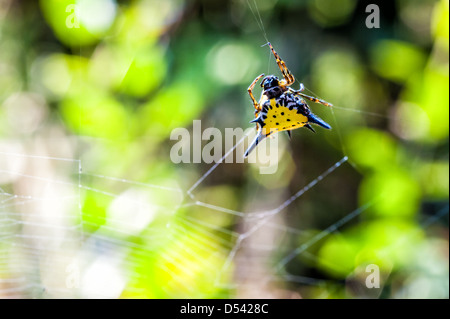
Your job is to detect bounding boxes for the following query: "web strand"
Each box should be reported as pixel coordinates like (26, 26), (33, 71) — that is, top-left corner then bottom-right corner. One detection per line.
(275, 201), (373, 272)
(246, 0), (269, 44)
(1, 1), (447, 298)
(187, 131), (250, 198)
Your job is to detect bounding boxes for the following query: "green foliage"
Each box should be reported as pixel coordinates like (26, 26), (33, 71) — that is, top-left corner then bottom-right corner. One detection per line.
(0, 0), (448, 299)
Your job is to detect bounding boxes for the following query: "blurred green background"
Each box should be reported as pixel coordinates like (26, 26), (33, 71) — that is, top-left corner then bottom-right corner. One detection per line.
(0, 0), (448, 299)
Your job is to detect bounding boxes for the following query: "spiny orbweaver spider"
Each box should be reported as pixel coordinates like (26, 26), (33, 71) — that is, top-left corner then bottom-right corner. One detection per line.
(244, 42), (333, 157)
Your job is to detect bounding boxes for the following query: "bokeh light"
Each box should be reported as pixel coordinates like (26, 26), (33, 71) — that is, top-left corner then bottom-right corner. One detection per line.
(0, 0), (448, 299)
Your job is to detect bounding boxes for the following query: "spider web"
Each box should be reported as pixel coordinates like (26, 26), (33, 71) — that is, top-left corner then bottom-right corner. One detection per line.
(1, 100), (447, 298)
(1, 0), (448, 300)
(0, 140), (350, 298)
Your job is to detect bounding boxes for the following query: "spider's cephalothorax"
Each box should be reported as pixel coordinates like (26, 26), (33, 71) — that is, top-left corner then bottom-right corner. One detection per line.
(261, 75), (284, 99)
(244, 42), (333, 157)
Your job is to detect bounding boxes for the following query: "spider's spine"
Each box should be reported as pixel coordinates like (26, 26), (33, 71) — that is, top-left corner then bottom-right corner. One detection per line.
(307, 113), (332, 130)
(244, 131), (267, 158)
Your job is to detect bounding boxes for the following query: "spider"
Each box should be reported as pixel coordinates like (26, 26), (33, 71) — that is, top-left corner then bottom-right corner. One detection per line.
(244, 42), (333, 157)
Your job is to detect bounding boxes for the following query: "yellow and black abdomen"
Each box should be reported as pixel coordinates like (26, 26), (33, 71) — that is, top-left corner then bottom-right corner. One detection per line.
(262, 98), (309, 134)
(251, 92), (331, 137)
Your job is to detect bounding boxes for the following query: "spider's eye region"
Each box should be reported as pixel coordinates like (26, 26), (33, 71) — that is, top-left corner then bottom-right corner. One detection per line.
(261, 76), (279, 90)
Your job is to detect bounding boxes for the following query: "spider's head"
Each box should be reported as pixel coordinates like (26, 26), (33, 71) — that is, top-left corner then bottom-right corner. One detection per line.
(261, 75), (284, 98)
(261, 75), (279, 90)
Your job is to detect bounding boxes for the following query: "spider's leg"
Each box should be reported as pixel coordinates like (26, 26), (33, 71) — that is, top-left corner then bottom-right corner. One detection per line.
(290, 88), (333, 107)
(248, 74), (265, 112)
(298, 93), (333, 107)
(267, 42), (295, 86)
(248, 74), (265, 129)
